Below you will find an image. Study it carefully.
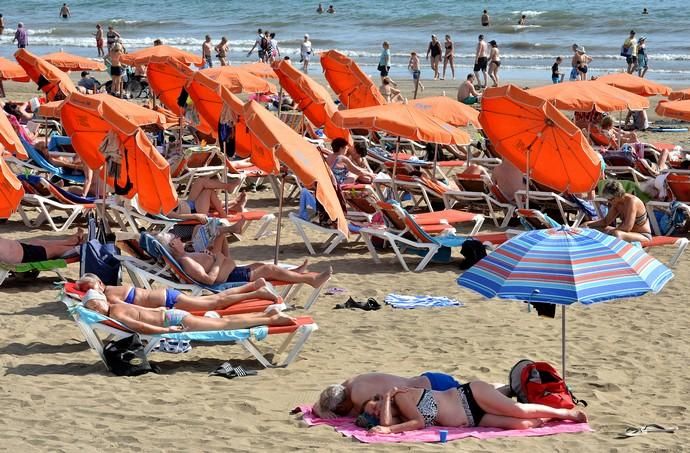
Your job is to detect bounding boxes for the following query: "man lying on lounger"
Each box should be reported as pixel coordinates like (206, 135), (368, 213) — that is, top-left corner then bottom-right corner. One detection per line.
(81, 289), (296, 334)
(0, 231), (83, 264)
(76, 273), (280, 312)
(155, 232), (332, 287)
(314, 372), (511, 418)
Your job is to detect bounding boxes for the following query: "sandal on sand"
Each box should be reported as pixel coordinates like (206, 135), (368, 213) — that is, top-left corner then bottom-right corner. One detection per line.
(209, 362), (258, 379)
(325, 287), (347, 296)
(622, 424), (678, 437)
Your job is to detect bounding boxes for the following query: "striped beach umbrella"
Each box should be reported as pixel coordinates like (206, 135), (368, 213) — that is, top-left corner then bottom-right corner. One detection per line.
(457, 226), (673, 378)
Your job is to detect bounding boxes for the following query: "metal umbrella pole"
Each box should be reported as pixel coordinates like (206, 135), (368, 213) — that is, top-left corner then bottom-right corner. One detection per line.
(562, 305), (567, 381)
(391, 136), (401, 200)
(273, 171), (285, 265)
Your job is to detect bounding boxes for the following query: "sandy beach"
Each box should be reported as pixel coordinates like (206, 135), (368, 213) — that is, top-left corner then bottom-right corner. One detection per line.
(1, 72), (689, 453)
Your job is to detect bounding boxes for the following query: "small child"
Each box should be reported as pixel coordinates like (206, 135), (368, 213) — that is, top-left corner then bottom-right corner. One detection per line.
(408, 51), (425, 99)
(551, 56), (564, 83)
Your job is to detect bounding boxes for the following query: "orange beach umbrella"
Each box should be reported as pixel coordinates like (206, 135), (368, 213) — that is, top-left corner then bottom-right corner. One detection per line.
(595, 72), (671, 97)
(235, 98), (347, 235)
(0, 112), (28, 159)
(0, 57), (29, 82)
(119, 45), (203, 67)
(41, 51), (106, 72)
(479, 85), (602, 193)
(59, 92), (176, 214)
(528, 80), (649, 112)
(15, 49), (76, 101)
(668, 89), (690, 101)
(0, 156), (24, 219)
(320, 50), (386, 109)
(655, 99), (690, 122)
(332, 104), (470, 145)
(238, 62), (278, 79)
(273, 60), (350, 141)
(408, 96), (480, 128)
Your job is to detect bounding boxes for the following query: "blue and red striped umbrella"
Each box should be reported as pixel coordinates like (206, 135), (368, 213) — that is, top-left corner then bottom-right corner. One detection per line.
(457, 227), (672, 305)
(457, 226), (673, 378)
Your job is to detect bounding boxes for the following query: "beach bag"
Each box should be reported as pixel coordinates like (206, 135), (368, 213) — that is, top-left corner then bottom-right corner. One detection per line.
(458, 239), (487, 270)
(80, 215), (121, 286)
(103, 334), (159, 376)
(658, 201), (690, 236)
(620, 44), (631, 57)
(509, 359), (587, 409)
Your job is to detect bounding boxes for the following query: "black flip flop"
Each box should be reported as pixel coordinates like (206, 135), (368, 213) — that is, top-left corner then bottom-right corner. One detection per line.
(209, 362), (258, 379)
(334, 297), (381, 311)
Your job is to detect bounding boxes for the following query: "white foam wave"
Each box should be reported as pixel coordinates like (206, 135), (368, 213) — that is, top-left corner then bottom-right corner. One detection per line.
(511, 10), (546, 17)
(27, 28), (56, 35)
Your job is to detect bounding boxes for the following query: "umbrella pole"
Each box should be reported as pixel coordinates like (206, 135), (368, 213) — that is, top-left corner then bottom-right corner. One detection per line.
(562, 305), (567, 382)
(277, 88), (283, 117)
(391, 136), (400, 201)
(273, 173), (285, 265)
(525, 146), (531, 210)
(432, 143), (438, 179)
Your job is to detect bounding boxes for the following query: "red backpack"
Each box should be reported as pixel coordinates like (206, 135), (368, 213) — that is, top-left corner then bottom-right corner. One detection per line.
(509, 359), (587, 409)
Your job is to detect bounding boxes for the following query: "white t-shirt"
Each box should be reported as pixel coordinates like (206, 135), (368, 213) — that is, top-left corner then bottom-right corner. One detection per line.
(301, 40), (312, 58)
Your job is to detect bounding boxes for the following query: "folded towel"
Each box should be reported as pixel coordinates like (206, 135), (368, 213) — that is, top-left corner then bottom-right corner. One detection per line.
(384, 293), (463, 309)
(293, 405), (591, 444)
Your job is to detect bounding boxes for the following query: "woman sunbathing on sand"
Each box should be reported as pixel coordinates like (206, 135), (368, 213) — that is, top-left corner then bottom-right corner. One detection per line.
(357, 381), (587, 434)
(82, 289), (295, 335)
(76, 273), (280, 312)
(156, 232), (332, 287)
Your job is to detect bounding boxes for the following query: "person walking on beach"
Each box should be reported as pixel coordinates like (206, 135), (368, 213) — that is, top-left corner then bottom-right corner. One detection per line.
(474, 34), (489, 88)
(300, 34), (313, 73)
(378, 41), (392, 81)
(551, 56), (564, 83)
(59, 3), (71, 19)
(109, 41), (124, 98)
(442, 34), (455, 80)
(0, 14), (5, 35)
(260, 31), (271, 62)
(426, 34), (442, 80)
(408, 51), (424, 99)
(93, 24), (104, 57)
(481, 10), (490, 27)
(488, 40), (501, 87)
(269, 32), (280, 63)
(106, 26), (120, 51)
(622, 30), (638, 74)
(637, 36), (648, 78)
(202, 35), (213, 68)
(215, 36), (229, 66)
(569, 44), (580, 81)
(246, 28), (263, 60)
(12, 23), (28, 48)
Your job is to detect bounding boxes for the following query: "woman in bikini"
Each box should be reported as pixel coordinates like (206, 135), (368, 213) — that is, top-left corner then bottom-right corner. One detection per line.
(326, 137), (375, 185)
(171, 176), (247, 222)
(488, 40), (501, 87)
(357, 381), (587, 434)
(215, 36), (229, 66)
(442, 35), (455, 80)
(584, 180), (653, 242)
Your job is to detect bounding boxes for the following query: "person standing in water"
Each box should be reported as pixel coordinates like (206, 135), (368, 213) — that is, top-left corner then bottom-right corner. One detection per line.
(12, 22), (28, 48)
(569, 43), (580, 81)
(487, 40), (501, 87)
(59, 3), (71, 19)
(215, 36), (229, 66)
(473, 34), (489, 88)
(426, 34), (443, 80)
(94, 24), (104, 57)
(0, 14), (5, 35)
(518, 14), (527, 25)
(202, 35), (213, 68)
(481, 10), (490, 26)
(637, 36), (648, 78)
(316, 3), (324, 14)
(442, 34), (455, 80)
(408, 51), (424, 99)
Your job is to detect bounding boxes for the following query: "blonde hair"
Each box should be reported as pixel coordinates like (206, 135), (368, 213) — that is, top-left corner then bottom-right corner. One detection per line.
(77, 273), (103, 289)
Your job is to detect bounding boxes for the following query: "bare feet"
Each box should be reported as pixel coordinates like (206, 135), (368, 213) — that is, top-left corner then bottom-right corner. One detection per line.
(294, 259), (309, 274)
(311, 266), (333, 288)
(69, 228), (85, 246)
(269, 312), (297, 326)
(253, 287), (279, 302)
(230, 218), (247, 234)
(234, 191), (248, 212)
(569, 410), (588, 423)
(252, 278), (267, 290)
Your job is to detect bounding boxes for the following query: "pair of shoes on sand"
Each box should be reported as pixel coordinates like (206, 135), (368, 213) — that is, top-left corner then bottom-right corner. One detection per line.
(209, 361), (258, 379)
(334, 297), (381, 311)
(621, 424), (677, 437)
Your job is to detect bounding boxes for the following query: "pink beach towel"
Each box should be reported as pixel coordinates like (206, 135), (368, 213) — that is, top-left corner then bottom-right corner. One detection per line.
(294, 405), (592, 444)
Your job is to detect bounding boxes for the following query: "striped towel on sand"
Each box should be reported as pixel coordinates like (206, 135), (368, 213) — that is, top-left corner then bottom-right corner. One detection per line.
(384, 293), (464, 309)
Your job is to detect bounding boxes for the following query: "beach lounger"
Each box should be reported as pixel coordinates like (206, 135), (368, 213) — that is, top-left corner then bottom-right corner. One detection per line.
(17, 136), (85, 184)
(514, 182), (586, 227)
(443, 173), (516, 228)
(359, 201), (484, 271)
(17, 174), (94, 232)
(373, 174), (451, 212)
(60, 284), (318, 369)
(0, 255), (78, 287)
(169, 145), (228, 198)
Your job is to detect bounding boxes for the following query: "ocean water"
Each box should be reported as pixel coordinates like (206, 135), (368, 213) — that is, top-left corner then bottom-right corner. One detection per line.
(1, 0), (688, 84)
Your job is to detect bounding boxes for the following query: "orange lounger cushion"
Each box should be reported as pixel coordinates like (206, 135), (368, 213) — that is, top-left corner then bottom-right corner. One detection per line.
(413, 209), (479, 225)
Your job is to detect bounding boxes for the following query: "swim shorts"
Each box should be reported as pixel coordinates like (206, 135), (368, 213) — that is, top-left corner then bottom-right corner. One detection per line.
(19, 243), (48, 263)
(473, 57), (488, 72)
(378, 64), (390, 77)
(626, 55), (638, 65)
(422, 372), (461, 390)
(552, 76), (560, 84)
(412, 70), (421, 80)
(226, 265), (252, 283)
(461, 96), (479, 105)
(569, 67), (579, 81)
(110, 66), (122, 76)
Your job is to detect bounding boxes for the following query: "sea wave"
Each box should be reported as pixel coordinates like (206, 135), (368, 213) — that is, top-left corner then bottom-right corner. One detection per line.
(511, 10), (546, 16)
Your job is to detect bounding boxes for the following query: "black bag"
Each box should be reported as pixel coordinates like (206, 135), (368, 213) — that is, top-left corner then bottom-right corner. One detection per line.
(459, 239), (487, 270)
(103, 335), (159, 376)
(80, 215), (121, 285)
